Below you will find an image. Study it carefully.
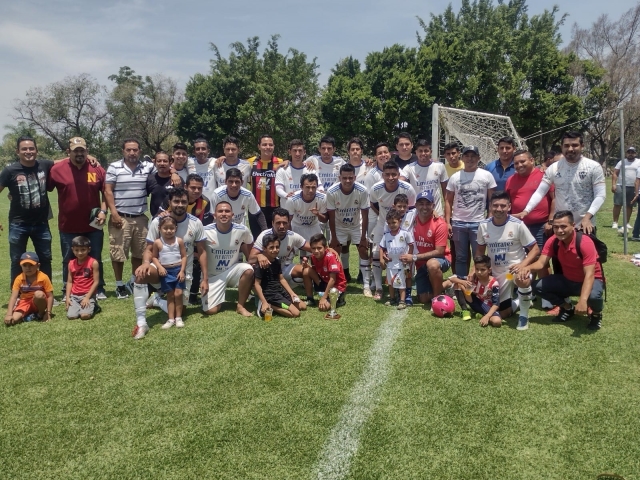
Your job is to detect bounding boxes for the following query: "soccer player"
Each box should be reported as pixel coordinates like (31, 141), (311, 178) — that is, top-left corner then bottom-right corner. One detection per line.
(288, 173), (328, 239)
(379, 208), (415, 309)
(326, 164), (370, 286)
(363, 142), (392, 244)
(171, 142), (196, 183)
(346, 137), (370, 185)
(275, 139), (314, 211)
(211, 168), (267, 229)
(191, 134), (217, 200)
(202, 201), (254, 317)
(485, 136), (517, 191)
(302, 233), (347, 311)
(476, 191), (539, 330)
(213, 136), (252, 190)
(401, 139), (448, 216)
(392, 132), (418, 169)
(248, 134), (284, 237)
(369, 161), (416, 300)
(307, 136), (345, 191)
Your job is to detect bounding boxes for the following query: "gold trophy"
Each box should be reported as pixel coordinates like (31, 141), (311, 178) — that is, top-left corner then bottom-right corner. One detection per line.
(324, 287), (341, 320)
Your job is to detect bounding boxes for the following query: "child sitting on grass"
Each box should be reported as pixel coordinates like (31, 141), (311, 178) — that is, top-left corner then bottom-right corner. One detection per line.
(5, 252), (54, 326)
(151, 216), (187, 329)
(65, 236), (100, 320)
(380, 208), (415, 309)
(302, 233), (347, 312)
(449, 255), (502, 327)
(253, 233), (307, 318)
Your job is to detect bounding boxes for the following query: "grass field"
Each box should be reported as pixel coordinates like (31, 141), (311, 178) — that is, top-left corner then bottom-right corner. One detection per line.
(1, 192), (640, 479)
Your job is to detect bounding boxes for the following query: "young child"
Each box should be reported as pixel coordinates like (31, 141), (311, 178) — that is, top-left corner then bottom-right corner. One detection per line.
(5, 252), (54, 326)
(384, 194), (417, 305)
(379, 208), (415, 309)
(253, 233), (307, 318)
(65, 236), (100, 320)
(151, 216), (188, 329)
(449, 255), (502, 327)
(302, 233), (347, 312)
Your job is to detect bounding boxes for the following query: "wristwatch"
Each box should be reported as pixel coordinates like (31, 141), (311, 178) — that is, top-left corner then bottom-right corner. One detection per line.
(99, 209), (107, 215)
(412, 254), (418, 262)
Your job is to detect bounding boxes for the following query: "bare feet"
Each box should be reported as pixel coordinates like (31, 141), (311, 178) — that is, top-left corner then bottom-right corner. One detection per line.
(236, 305), (252, 317)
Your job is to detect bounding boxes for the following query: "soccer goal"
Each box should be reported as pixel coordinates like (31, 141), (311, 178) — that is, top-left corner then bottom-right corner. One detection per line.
(431, 104), (526, 165)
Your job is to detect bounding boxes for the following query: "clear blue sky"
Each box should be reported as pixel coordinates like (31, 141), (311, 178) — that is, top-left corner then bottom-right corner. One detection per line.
(0, 0), (633, 138)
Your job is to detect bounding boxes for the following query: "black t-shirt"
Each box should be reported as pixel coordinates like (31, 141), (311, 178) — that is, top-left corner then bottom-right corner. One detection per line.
(393, 154), (418, 170)
(147, 173), (178, 217)
(254, 258), (286, 298)
(0, 159), (53, 224)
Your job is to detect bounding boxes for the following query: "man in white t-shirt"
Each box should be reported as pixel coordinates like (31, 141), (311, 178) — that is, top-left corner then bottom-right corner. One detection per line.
(212, 136), (252, 189)
(611, 146), (639, 231)
(202, 201), (254, 316)
(476, 191), (540, 330)
(289, 173), (328, 240)
(326, 163), (370, 284)
(211, 167), (267, 229)
(517, 131), (606, 235)
(445, 145), (497, 276)
(131, 187), (207, 339)
(347, 137), (370, 185)
(275, 139), (314, 212)
(401, 139), (448, 216)
(191, 136), (217, 200)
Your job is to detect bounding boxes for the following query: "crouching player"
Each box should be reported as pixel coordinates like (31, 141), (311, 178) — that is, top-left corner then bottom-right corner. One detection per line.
(5, 252), (54, 326)
(302, 233), (347, 312)
(66, 236), (100, 320)
(253, 234), (307, 318)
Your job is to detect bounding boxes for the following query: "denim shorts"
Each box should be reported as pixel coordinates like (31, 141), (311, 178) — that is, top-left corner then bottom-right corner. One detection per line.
(160, 265), (186, 293)
(415, 258), (451, 295)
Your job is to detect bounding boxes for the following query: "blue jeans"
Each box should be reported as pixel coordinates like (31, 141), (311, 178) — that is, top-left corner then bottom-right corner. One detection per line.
(9, 222), (52, 284)
(60, 230), (106, 292)
(452, 220), (479, 277)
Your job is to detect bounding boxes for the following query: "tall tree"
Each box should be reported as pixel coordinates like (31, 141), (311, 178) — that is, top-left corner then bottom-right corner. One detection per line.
(175, 35), (321, 156)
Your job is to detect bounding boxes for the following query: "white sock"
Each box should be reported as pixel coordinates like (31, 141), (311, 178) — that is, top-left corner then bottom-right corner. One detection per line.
(518, 287), (532, 318)
(541, 299), (553, 309)
(133, 283), (149, 327)
(116, 280), (124, 287)
(372, 260), (383, 291)
(129, 274), (136, 284)
(158, 298), (168, 313)
(360, 260), (371, 289)
(511, 297), (520, 313)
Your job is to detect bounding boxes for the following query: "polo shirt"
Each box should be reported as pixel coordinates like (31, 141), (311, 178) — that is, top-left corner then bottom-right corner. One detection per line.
(105, 159), (155, 215)
(485, 159), (516, 192)
(505, 169), (553, 225)
(541, 233), (603, 283)
(48, 159), (106, 232)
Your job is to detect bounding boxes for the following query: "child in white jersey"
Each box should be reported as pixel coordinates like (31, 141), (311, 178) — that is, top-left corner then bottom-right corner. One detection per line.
(151, 216), (187, 329)
(384, 194), (416, 305)
(379, 208), (415, 309)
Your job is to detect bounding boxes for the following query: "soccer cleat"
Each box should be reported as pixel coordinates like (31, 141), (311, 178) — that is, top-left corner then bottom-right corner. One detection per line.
(611, 222), (618, 229)
(516, 316), (529, 330)
(356, 271), (363, 284)
(344, 269), (352, 283)
(363, 288), (373, 298)
(116, 286), (129, 299)
(587, 312), (602, 330)
(545, 306), (560, 316)
(188, 293), (199, 305)
(397, 301), (406, 310)
(175, 318), (185, 328)
(96, 290), (107, 301)
(161, 319), (175, 329)
(146, 292), (161, 309)
(132, 324), (149, 339)
(306, 297), (317, 308)
(553, 305), (575, 323)
(404, 295), (413, 307)
(462, 310), (472, 321)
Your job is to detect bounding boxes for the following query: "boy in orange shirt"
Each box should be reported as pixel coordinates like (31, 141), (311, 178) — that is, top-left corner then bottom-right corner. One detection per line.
(5, 252), (54, 326)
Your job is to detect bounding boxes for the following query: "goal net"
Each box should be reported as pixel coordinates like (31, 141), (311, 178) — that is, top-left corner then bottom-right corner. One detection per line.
(431, 104), (526, 167)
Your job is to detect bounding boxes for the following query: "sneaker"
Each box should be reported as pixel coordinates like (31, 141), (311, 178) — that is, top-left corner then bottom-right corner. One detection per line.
(628, 223), (633, 230)
(336, 293), (346, 308)
(175, 318), (185, 328)
(618, 227), (625, 234)
(188, 293), (199, 305)
(132, 324), (149, 340)
(125, 280), (134, 295)
(553, 305), (575, 323)
(587, 312), (602, 330)
(24, 313), (38, 322)
(546, 306), (561, 316)
(462, 310), (472, 321)
(161, 319), (175, 329)
(611, 222), (618, 229)
(373, 290), (383, 301)
(397, 301), (406, 310)
(146, 292), (161, 309)
(631, 237), (640, 242)
(96, 290), (107, 301)
(116, 285), (129, 299)
(363, 288), (373, 298)
(444, 284), (455, 298)
(306, 297), (317, 308)
(52, 298), (60, 307)
(516, 316), (529, 331)
(384, 299), (398, 307)
(405, 295), (413, 307)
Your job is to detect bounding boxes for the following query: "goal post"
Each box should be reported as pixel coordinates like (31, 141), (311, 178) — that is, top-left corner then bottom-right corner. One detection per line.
(431, 104), (526, 165)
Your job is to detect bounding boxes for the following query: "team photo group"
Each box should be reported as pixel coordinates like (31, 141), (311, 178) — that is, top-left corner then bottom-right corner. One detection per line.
(1, 129), (617, 338)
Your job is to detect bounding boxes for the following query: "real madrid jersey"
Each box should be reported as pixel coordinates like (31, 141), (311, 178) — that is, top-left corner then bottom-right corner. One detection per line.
(379, 228), (415, 270)
(193, 158), (218, 200)
(275, 163), (315, 210)
(384, 209), (417, 233)
(289, 191), (327, 230)
(401, 161), (449, 216)
(203, 223), (254, 277)
(254, 228), (307, 266)
(211, 185), (260, 225)
(147, 214), (205, 277)
(308, 156), (346, 190)
(476, 215), (536, 274)
(213, 159), (252, 189)
(325, 183), (369, 229)
(370, 180), (416, 229)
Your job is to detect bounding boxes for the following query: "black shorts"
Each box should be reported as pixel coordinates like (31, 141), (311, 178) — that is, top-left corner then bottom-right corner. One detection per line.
(265, 290), (292, 309)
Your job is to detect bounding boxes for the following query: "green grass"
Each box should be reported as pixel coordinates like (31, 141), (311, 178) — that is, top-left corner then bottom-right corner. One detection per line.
(1, 192), (640, 479)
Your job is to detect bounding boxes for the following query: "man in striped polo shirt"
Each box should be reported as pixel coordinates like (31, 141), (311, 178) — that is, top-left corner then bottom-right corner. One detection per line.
(104, 138), (157, 299)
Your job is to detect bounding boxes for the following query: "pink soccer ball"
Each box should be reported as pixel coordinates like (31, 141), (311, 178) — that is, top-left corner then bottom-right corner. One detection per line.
(431, 295), (456, 318)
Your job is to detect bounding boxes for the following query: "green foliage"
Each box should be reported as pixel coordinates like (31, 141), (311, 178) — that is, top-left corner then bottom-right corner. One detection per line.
(0, 122), (61, 168)
(175, 35), (321, 157)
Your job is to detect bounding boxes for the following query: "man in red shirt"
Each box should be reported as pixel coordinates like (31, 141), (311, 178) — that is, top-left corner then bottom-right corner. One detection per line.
(521, 210), (604, 330)
(302, 233), (347, 312)
(48, 137), (108, 299)
(400, 191), (451, 304)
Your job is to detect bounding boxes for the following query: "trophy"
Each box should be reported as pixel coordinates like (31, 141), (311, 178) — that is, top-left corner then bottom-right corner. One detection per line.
(324, 287), (341, 320)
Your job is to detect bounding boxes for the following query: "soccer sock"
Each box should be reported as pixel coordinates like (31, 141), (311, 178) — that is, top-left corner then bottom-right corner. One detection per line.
(157, 298), (168, 314)
(341, 252), (349, 268)
(511, 297), (520, 313)
(360, 260), (371, 289)
(116, 280), (124, 287)
(129, 274), (136, 284)
(372, 260), (383, 291)
(518, 287), (533, 318)
(133, 282), (149, 327)
(405, 287), (412, 298)
(541, 299), (553, 309)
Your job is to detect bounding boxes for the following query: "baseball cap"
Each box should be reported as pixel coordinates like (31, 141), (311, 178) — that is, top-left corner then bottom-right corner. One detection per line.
(416, 191), (434, 203)
(69, 137), (87, 150)
(627, 146), (637, 152)
(20, 252), (39, 265)
(462, 145), (480, 155)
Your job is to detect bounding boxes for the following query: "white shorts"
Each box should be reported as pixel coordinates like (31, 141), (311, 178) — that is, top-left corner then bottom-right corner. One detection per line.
(335, 226), (363, 245)
(282, 263), (303, 288)
(203, 263), (253, 311)
(367, 210), (378, 239)
(292, 224), (322, 242)
(494, 271), (531, 304)
(387, 267), (407, 289)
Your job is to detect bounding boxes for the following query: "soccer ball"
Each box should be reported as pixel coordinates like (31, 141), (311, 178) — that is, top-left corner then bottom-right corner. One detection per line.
(431, 295), (455, 318)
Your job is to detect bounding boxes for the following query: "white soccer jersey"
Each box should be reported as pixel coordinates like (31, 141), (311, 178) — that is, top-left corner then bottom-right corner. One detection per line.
(352, 161), (369, 186)
(542, 157), (606, 224)
(289, 191), (327, 231)
(370, 180), (417, 229)
(211, 186), (261, 225)
(364, 165), (383, 192)
(192, 158), (218, 200)
(385, 209), (417, 233)
(379, 228), (414, 270)
(401, 161), (449, 216)
(308, 155), (346, 190)
(476, 215), (536, 274)
(213, 159), (252, 189)
(254, 228), (307, 266)
(203, 223), (254, 277)
(146, 213), (205, 278)
(275, 164), (316, 211)
(326, 183), (369, 229)
(446, 169), (497, 222)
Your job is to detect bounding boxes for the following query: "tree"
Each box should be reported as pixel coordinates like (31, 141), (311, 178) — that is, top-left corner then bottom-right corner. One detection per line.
(0, 122), (60, 168)
(175, 35), (321, 157)
(107, 66), (182, 154)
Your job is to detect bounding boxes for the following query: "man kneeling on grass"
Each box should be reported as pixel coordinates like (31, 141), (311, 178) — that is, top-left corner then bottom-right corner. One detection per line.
(5, 252), (54, 326)
(253, 233), (307, 318)
(302, 233), (347, 312)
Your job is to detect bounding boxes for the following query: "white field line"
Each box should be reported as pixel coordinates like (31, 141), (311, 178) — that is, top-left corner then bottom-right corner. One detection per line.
(313, 309), (406, 480)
